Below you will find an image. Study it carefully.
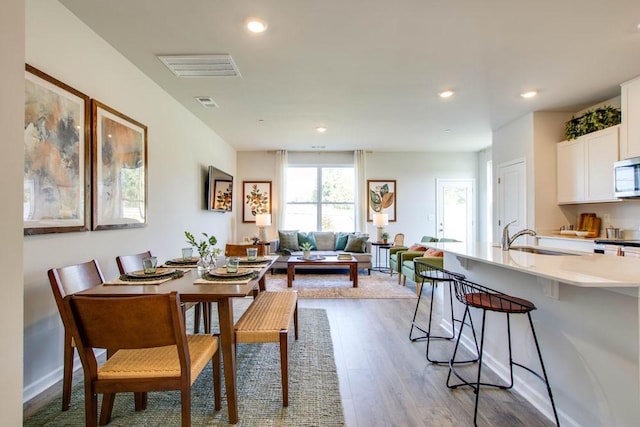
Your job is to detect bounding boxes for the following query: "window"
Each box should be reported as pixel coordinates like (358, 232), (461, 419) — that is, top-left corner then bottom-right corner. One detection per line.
(285, 166), (355, 231)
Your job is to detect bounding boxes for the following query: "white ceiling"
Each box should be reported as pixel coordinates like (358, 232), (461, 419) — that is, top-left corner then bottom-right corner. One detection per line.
(60, 0), (640, 153)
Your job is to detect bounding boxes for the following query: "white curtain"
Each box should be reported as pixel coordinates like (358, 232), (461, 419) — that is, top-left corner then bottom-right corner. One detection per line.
(275, 150), (288, 230)
(354, 150), (367, 233)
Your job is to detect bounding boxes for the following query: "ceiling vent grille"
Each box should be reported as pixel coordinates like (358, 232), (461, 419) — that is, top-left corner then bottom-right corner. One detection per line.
(157, 54), (241, 78)
(195, 96), (219, 109)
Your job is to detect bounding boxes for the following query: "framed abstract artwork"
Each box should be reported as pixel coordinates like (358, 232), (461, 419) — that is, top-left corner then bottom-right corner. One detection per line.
(367, 179), (396, 222)
(242, 181), (271, 223)
(24, 64), (91, 235)
(91, 100), (148, 230)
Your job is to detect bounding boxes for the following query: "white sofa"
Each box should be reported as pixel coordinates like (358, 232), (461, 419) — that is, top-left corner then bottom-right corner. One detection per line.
(270, 231), (372, 274)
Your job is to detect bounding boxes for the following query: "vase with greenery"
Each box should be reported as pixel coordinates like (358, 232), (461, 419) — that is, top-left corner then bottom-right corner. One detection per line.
(300, 242), (313, 260)
(185, 231), (221, 274)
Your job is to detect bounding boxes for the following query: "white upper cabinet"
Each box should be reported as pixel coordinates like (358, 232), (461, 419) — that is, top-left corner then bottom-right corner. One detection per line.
(557, 125), (619, 204)
(620, 76), (640, 159)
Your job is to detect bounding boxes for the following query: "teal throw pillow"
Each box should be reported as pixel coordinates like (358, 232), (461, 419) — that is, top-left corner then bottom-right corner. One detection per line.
(344, 234), (369, 253)
(298, 232), (318, 250)
(278, 230), (300, 252)
(334, 232), (350, 250)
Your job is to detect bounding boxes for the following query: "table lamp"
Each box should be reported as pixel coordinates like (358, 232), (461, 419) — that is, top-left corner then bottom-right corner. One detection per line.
(255, 213), (271, 243)
(373, 213), (388, 242)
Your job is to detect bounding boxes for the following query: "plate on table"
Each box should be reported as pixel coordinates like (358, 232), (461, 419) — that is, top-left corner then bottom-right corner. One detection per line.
(208, 267), (253, 278)
(126, 268), (176, 279)
(167, 257), (199, 265)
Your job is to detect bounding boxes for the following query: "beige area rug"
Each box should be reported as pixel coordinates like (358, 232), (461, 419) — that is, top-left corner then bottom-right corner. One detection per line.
(265, 271), (418, 299)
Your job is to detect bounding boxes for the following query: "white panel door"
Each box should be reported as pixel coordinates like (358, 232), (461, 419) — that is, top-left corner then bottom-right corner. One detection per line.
(436, 179), (475, 243)
(497, 160), (526, 242)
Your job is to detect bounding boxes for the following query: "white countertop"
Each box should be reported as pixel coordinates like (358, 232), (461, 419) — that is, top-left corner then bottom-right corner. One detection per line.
(427, 241), (640, 288)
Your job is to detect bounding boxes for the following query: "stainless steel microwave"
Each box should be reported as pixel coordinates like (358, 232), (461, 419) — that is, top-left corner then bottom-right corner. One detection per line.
(614, 156), (640, 198)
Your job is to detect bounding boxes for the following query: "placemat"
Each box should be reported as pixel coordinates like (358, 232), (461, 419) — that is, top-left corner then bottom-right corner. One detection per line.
(105, 269), (185, 286)
(194, 270), (259, 285)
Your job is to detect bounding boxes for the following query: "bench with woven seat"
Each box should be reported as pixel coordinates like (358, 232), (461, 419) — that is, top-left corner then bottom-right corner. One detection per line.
(234, 291), (298, 406)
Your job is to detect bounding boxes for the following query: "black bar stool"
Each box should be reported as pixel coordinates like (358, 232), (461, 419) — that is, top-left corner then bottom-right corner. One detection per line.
(410, 260), (479, 364)
(446, 277), (560, 426)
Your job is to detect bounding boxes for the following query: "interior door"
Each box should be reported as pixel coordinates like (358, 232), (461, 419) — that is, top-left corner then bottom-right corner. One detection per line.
(496, 159), (526, 242)
(436, 179), (475, 243)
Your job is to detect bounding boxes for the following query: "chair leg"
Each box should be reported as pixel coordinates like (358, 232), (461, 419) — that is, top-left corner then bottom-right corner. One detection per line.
(62, 331), (73, 411)
(528, 313), (561, 426)
(294, 303), (299, 340)
(99, 393), (116, 426)
(280, 331), (289, 406)
(212, 343), (221, 411)
(204, 302), (212, 334)
(181, 385), (191, 427)
(193, 303), (201, 333)
(85, 384), (98, 427)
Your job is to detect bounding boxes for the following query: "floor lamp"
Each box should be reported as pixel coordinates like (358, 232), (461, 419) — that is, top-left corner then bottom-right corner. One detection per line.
(373, 213), (388, 242)
(255, 213), (271, 243)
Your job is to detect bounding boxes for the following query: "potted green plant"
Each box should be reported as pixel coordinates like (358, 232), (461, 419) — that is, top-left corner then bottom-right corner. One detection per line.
(381, 232), (390, 244)
(185, 231), (221, 273)
(564, 105), (621, 140)
(300, 242), (313, 260)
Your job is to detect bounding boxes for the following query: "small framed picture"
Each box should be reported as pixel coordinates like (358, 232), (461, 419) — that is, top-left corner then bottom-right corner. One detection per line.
(92, 100), (148, 230)
(367, 179), (396, 222)
(242, 181), (271, 223)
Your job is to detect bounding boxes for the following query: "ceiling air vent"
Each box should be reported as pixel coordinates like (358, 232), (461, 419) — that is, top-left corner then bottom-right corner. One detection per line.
(195, 96), (219, 109)
(157, 54), (241, 78)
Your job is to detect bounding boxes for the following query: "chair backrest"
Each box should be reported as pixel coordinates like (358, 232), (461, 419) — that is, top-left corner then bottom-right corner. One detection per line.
(68, 292), (185, 350)
(48, 260), (105, 310)
(225, 244), (264, 257)
(420, 236), (437, 243)
(392, 233), (405, 246)
(116, 250), (152, 274)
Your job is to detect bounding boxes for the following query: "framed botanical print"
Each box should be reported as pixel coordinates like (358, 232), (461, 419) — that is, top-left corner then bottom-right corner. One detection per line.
(91, 100), (148, 230)
(367, 179), (396, 222)
(242, 181), (271, 223)
(24, 64), (90, 234)
(212, 179), (233, 211)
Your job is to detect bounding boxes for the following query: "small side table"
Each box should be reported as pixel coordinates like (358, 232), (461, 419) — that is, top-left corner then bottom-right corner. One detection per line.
(371, 242), (392, 273)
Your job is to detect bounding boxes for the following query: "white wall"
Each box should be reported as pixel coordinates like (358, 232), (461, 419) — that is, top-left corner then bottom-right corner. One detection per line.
(23, 0), (237, 401)
(236, 151), (480, 246)
(1, 0), (25, 424)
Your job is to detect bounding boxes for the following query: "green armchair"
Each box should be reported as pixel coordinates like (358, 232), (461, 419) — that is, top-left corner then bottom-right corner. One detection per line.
(388, 236), (437, 283)
(401, 255), (444, 294)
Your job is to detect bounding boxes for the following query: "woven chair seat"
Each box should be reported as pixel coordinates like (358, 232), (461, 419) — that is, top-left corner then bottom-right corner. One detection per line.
(99, 335), (217, 381)
(236, 291), (297, 343)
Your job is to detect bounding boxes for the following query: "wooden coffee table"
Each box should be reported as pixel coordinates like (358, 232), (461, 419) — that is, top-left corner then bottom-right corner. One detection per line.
(287, 255), (358, 287)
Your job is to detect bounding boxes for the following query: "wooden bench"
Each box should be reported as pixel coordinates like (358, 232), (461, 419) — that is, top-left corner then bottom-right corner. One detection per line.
(234, 291), (298, 406)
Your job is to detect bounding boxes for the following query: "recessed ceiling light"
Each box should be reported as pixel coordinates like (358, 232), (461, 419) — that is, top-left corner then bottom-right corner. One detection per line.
(246, 18), (268, 33)
(316, 127), (327, 133)
(439, 90), (454, 98)
(520, 90), (538, 98)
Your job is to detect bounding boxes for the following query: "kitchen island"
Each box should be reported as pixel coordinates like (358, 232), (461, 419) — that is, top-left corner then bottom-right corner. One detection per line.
(426, 241), (640, 427)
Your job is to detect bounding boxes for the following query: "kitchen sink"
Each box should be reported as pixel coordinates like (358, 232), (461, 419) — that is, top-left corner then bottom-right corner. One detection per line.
(509, 246), (580, 256)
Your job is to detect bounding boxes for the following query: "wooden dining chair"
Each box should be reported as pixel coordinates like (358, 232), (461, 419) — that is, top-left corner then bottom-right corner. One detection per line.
(47, 259), (106, 411)
(64, 292), (221, 427)
(116, 251), (210, 334)
(225, 243), (264, 257)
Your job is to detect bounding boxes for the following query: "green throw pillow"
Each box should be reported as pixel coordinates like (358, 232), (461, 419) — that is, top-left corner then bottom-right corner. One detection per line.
(334, 232), (350, 250)
(278, 230), (300, 252)
(298, 232), (318, 250)
(344, 234), (368, 253)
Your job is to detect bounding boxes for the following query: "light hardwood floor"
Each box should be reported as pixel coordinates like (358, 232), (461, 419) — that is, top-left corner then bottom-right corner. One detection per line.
(25, 274), (555, 426)
(300, 278), (555, 427)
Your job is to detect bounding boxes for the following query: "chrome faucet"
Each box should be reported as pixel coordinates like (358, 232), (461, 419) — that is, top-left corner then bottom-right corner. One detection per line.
(501, 220), (536, 250)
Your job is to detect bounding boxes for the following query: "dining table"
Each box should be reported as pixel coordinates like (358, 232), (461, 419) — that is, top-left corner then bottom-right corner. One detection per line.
(77, 255), (277, 424)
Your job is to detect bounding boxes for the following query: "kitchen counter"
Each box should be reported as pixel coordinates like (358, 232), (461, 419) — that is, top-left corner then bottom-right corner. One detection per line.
(427, 240), (640, 289)
(424, 240), (640, 427)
